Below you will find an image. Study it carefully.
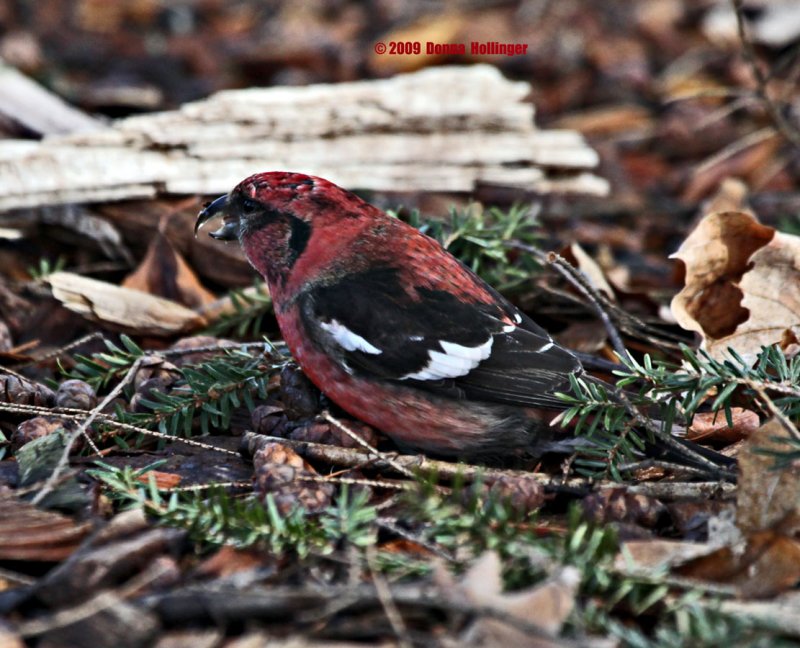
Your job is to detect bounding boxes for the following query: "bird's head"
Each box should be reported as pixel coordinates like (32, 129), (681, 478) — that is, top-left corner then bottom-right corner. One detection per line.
(195, 171), (379, 290)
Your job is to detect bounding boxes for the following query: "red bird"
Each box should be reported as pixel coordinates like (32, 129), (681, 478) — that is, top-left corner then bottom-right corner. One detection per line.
(195, 171), (581, 458)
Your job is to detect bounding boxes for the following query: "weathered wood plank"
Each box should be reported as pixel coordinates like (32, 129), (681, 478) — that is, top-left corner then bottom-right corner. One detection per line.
(0, 65), (607, 210)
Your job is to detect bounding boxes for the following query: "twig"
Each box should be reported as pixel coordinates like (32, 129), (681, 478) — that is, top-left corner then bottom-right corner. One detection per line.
(14, 332), (108, 368)
(0, 402), (241, 456)
(159, 340), (276, 359)
(96, 420), (242, 455)
(510, 241), (688, 352)
(160, 481), (252, 493)
(622, 480), (736, 500)
(733, 0), (800, 150)
(366, 547), (414, 648)
(30, 357), (147, 505)
(17, 558), (171, 637)
(696, 94), (759, 131)
(0, 565), (36, 587)
(747, 380), (800, 443)
(321, 410), (416, 480)
(147, 582), (578, 644)
(591, 376), (735, 479)
(615, 459), (718, 480)
(243, 432), (737, 498)
(242, 431), (593, 491)
(299, 474), (412, 492)
(12, 468), (88, 498)
(534, 246), (628, 361)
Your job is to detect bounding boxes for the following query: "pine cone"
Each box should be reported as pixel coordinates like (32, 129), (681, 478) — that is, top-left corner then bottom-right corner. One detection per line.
(169, 335), (238, 366)
(55, 379), (97, 410)
(252, 442), (333, 514)
(489, 475), (546, 514)
(0, 374), (55, 407)
(133, 356), (180, 391)
(12, 416), (69, 451)
(251, 404), (289, 436)
(288, 419), (379, 448)
(279, 365), (319, 420)
(582, 488), (667, 528)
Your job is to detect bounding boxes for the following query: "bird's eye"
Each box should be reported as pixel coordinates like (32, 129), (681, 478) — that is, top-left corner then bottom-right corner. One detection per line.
(241, 197), (259, 214)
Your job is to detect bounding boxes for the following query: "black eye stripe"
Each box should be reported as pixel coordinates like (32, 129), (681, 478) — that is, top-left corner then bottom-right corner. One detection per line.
(241, 197), (259, 214)
(288, 217), (311, 265)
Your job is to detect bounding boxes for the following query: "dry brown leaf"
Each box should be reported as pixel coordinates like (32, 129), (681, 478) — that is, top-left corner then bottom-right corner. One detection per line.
(670, 211), (800, 362)
(737, 419), (800, 534)
(47, 271), (206, 336)
(448, 551), (580, 638)
(614, 539), (718, 576)
(686, 408), (759, 444)
(647, 420), (800, 599)
(123, 228), (215, 308)
(459, 550), (503, 605)
(676, 523), (800, 599)
(737, 233), (800, 356)
(0, 495), (91, 561)
(376, 538), (436, 558)
(620, 515), (800, 598)
(136, 470), (182, 489)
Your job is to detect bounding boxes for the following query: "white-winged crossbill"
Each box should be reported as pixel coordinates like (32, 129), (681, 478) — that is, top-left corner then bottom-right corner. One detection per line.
(195, 172), (727, 469)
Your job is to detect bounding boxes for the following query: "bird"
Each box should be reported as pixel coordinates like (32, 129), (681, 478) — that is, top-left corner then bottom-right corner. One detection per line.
(195, 171), (730, 469)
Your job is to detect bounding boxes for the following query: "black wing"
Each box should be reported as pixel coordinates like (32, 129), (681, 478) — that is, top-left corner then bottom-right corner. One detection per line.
(298, 267), (581, 409)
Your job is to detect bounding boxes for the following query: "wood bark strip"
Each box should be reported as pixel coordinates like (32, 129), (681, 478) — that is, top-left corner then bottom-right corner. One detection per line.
(0, 63), (103, 136)
(0, 65), (607, 211)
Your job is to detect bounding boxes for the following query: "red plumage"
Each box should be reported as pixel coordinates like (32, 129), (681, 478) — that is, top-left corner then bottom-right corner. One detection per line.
(196, 171), (582, 458)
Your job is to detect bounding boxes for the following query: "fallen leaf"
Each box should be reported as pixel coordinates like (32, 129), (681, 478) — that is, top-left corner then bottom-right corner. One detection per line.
(686, 408), (760, 444)
(47, 271), (206, 336)
(0, 495), (91, 561)
(676, 520), (800, 599)
(377, 538), (436, 558)
(737, 419), (800, 534)
(136, 470), (181, 489)
(123, 227), (215, 309)
(670, 211), (800, 362)
(614, 539), (718, 576)
(444, 551), (580, 638)
(737, 233), (800, 358)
